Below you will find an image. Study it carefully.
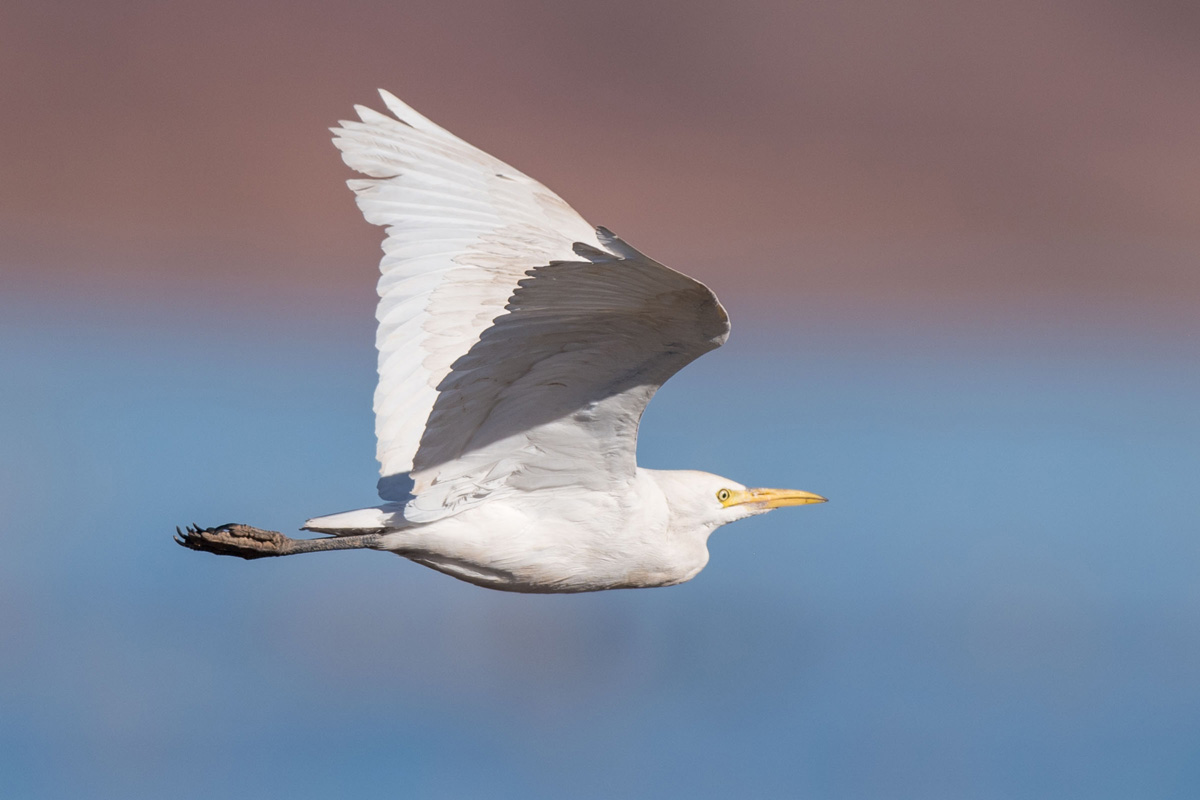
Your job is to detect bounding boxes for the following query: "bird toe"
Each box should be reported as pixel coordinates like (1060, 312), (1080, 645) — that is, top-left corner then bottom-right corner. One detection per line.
(174, 523), (287, 560)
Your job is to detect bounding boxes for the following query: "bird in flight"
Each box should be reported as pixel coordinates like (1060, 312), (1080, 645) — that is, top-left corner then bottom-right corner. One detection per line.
(177, 90), (826, 592)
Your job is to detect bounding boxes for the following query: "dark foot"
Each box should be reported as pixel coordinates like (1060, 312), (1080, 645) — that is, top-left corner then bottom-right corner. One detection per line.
(175, 523), (290, 560)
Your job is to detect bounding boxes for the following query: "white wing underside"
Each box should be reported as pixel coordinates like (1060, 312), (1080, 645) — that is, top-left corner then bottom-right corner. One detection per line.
(332, 90), (729, 524)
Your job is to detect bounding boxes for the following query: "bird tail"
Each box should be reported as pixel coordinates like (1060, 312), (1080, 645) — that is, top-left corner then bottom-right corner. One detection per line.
(302, 503), (408, 535)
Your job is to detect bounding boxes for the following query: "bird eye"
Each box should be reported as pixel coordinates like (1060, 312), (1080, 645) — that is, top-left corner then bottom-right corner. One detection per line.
(716, 489), (732, 503)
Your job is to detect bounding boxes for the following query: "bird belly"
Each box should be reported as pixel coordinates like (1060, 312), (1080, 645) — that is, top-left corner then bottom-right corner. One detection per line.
(402, 551), (703, 593)
(402, 550), (701, 593)
(377, 501), (705, 593)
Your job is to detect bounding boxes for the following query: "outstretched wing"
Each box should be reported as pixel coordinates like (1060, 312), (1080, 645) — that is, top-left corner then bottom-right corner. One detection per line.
(333, 91), (729, 523)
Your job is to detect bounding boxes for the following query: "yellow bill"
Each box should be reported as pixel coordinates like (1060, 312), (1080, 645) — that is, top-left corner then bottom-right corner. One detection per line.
(721, 488), (828, 509)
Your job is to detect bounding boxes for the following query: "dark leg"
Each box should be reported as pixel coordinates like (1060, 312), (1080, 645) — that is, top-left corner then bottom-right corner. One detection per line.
(175, 523), (383, 560)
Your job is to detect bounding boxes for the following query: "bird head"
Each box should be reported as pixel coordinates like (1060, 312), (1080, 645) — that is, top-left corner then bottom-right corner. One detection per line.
(651, 470), (827, 534)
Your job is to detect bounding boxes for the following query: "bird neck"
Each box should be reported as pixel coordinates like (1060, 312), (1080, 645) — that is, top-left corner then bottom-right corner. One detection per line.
(639, 468), (727, 540)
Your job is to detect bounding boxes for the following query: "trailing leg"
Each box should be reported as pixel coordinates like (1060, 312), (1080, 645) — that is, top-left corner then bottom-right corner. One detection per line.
(175, 523), (383, 560)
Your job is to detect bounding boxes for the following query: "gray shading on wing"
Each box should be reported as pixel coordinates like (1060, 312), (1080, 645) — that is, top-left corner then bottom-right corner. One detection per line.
(401, 228), (730, 522)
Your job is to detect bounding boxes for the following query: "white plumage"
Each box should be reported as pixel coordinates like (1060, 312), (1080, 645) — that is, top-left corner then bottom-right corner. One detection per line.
(178, 90), (825, 592)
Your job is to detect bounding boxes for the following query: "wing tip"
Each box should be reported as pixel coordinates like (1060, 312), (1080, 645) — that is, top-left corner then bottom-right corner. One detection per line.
(376, 88), (443, 134)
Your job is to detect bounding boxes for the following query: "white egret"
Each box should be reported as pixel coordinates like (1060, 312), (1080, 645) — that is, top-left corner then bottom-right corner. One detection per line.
(177, 90), (826, 592)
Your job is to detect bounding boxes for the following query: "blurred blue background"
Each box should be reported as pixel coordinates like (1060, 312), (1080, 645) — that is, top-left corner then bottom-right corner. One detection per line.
(3, 290), (1197, 799)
